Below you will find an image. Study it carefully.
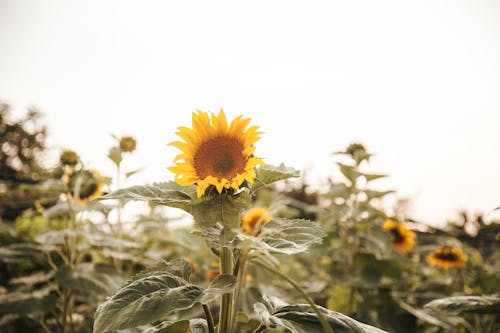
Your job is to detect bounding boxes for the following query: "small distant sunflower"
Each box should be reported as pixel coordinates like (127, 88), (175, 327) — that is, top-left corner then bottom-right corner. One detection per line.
(119, 136), (137, 152)
(64, 169), (105, 204)
(241, 207), (272, 236)
(382, 219), (416, 254)
(183, 257), (197, 272)
(168, 109), (264, 198)
(60, 150), (79, 166)
(427, 246), (468, 269)
(205, 261), (220, 281)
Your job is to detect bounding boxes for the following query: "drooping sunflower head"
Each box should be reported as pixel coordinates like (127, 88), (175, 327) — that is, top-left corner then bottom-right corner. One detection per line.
(382, 219), (416, 254)
(168, 109), (264, 198)
(241, 207), (272, 236)
(64, 169), (106, 204)
(427, 246), (468, 269)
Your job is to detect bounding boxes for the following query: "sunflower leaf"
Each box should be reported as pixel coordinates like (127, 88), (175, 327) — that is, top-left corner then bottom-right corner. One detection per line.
(423, 295), (500, 315)
(99, 182), (193, 212)
(253, 164), (300, 190)
(254, 295), (388, 333)
(191, 190), (251, 230)
(148, 319), (208, 333)
(107, 147), (122, 166)
(361, 173), (388, 182)
(198, 274), (237, 304)
(93, 268), (202, 333)
(239, 218), (324, 254)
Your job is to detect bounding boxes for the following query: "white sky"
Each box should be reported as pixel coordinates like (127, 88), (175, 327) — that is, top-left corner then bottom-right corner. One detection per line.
(1, 0), (499, 226)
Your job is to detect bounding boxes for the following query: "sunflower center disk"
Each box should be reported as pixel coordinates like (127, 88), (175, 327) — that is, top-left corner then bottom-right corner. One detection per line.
(435, 250), (458, 261)
(390, 228), (405, 244)
(194, 136), (246, 180)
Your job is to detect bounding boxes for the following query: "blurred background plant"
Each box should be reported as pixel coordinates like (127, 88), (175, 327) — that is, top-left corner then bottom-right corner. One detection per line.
(0, 105), (498, 332)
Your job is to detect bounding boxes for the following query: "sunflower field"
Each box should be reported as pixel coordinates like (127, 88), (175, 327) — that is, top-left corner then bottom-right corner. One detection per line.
(0, 105), (499, 333)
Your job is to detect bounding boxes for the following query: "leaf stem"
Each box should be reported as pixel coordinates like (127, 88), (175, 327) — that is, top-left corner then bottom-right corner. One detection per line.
(252, 260), (334, 333)
(202, 304), (216, 333)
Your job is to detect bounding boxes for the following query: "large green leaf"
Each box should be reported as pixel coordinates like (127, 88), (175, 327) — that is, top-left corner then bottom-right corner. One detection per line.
(423, 295), (500, 315)
(94, 260), (205, 333)
(252, 164), (300, 190)
(240, 218), (324, 254)
(254, 295), (388, 333)
(397, 300), (470, 330)
(0, 286), (57, 315)
(100, 182), (194, 212)
(93, 272), (202, 333)
(198, 274), (237, 304)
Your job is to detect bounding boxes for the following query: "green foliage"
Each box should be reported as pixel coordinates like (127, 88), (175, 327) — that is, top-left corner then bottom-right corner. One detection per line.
(93, 259), (237, 333)
(254, 295), (388, 333)
(239, 218), (324, 254)
(423, 295), (500, 315)
(1, 119), (499, 333)
(100, 181), (194, 212)
(0, 286), (58, 316)
(253, 164), (300, 190)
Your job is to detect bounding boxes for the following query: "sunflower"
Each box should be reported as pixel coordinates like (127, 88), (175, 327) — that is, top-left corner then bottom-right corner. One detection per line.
(64, 169), (106, 204)
(119, 136), (137, 152)
(60, 150), (79, 166)
(168, 109), (264, 198)
(382, 219), (416, 254)
(427, 246), (468, 269)
(241, 207), (272, 236)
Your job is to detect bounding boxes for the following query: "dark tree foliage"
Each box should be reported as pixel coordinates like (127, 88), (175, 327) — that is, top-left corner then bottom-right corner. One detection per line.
(0, 103), (48, 183)
(0, 103), (60, 221)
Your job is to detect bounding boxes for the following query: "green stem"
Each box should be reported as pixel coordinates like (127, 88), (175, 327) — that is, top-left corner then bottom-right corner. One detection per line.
(230, 248), (250, 331)
(253, 260), (334, 333)
(116, 163), (122, 233)
(202, 304), (215, 333)
(218, 247), (233, 333)
(251, 324), (266, 333)
(38, 319), (52, 333)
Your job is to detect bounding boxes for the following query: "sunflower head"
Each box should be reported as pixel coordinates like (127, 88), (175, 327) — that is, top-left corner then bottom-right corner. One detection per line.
(168, 109), (264, 198)
(119, 136), (137, 152)
(65, 169), (106, 204)
(241, 207), (272, 236)
(427, 246), (468, 269)
(60, 150), (79, 166)
(382, 219), (416, 254)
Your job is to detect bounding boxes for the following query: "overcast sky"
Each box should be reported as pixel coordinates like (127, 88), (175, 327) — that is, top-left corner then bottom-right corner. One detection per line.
(1, 0), (499, 226)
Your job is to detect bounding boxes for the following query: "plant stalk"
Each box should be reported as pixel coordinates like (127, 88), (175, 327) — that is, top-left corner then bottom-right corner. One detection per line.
(230, 247), (250, 331)
(218, 246), (233, 333)
(202, 304), (216, 333)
